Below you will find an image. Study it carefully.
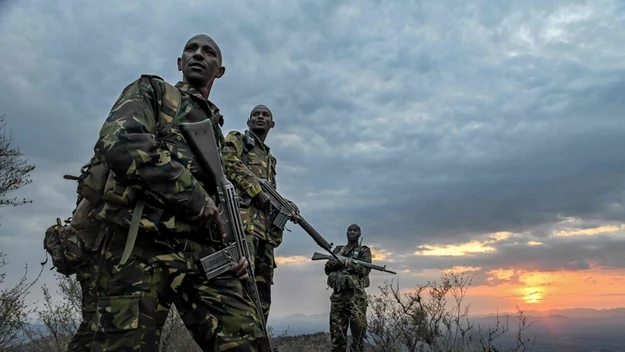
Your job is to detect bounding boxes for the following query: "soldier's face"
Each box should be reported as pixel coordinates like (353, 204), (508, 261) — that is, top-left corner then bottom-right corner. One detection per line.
(347, 225), (361, 241)
(178, 36), (224, 87)
(249, 107), (274, 133)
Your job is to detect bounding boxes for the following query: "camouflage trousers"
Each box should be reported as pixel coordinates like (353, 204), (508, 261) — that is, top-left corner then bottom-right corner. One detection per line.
(66, 261), (98, 352)
(330, 290), (367, 352)
(88, 224), (264, 352)
(248, 235), (276, 323)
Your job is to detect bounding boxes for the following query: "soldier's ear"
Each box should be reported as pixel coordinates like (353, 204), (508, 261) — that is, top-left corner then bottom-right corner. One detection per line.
(246, 119), (251, 127)
(177, 57), (182, 71)
(270, 120), (275, 128)
(216, 66), (226, 79)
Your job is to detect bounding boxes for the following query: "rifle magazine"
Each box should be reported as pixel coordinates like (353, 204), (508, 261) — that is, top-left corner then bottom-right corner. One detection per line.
(199, 244), (238, 280)
(272, 211), (289, 230)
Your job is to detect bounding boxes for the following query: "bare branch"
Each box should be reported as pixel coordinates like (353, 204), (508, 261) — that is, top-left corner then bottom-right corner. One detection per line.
(0, 114), (36, 209)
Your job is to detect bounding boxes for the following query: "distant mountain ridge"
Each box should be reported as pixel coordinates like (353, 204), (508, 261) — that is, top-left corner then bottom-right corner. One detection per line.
(476, 307), (625, 319)
(268, 307), (625, 336)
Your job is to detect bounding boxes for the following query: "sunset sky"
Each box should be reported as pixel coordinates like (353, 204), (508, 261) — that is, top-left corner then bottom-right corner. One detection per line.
(1, 0), (625, 324)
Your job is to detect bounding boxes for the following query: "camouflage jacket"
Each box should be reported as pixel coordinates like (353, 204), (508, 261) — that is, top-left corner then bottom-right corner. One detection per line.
(223, 130), (286, 246)
(325, 243), (372, 293)
(92, 76), (225, 235)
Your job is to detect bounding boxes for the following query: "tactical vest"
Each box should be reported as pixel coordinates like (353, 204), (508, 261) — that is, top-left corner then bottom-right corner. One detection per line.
(44, 75), (183, 275)
(326, 244), (370, 291)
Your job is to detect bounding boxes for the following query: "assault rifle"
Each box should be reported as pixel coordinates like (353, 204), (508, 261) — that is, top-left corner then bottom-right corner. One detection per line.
(254, 178), (341, 263)
(311, 252), (397, 275)
(180, 120), (276, 352)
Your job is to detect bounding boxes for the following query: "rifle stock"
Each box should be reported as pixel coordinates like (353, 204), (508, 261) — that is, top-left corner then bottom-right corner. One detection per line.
(311, 252), (397, 275)
(181, 120), (276, 352)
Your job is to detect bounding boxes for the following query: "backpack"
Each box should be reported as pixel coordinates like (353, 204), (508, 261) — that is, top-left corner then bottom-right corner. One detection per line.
(43, 75), (182, 276)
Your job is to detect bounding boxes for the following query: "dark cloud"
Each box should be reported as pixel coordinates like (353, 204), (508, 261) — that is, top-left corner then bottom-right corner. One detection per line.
(1, 0), (624, 316)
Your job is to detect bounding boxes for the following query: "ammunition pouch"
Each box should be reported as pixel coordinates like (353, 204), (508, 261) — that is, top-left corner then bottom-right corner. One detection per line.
(43, 220), (92, 276)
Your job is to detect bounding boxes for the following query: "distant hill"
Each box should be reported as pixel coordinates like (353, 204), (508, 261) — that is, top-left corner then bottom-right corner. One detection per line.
(268, 308), (625, 351)
(476, 307), (625, 319)
(269, 307), (625, 336)
(269, 313), (328, 336)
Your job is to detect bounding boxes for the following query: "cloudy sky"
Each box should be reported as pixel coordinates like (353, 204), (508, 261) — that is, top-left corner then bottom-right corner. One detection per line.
(1, 0), (625, 324)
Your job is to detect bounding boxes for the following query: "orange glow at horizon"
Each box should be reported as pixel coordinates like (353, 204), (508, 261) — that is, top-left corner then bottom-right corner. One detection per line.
(403, 224), (625, 313)
(385, 265), (625, 315)
(473, 266), (625, 313)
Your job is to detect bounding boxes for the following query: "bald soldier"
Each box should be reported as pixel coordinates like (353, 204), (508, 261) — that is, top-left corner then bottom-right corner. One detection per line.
(85, 34), (263, 351)
(222, 105), (299, 322)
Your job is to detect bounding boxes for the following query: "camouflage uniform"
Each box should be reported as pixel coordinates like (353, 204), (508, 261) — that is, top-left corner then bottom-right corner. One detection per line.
(222, 130), (284, 322)
(66, 263), (98, 351)
(325, 244), (372, 352)
(88, 76), (263, 351)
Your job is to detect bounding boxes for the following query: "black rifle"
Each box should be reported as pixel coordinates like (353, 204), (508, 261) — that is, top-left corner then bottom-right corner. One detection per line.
(181, 120), (276, 352)
(255, 178), (341, 263)
(311, 252), (397, 275)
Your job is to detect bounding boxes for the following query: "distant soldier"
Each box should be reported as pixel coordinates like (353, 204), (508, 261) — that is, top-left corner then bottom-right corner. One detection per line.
(324, 224), (371, 352)
(222, 104), (299, 322)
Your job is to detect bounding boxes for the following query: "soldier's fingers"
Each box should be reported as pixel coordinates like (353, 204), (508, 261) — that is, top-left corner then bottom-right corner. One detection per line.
(236, 267), (247, 277)
(239, 256), (249, 269)
(230, 262), (241, 273)
(232, 260), (247, 277)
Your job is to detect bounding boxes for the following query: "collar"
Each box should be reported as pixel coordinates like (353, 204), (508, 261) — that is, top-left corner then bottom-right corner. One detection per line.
(175, 81), (224, 126)
(246, 130), (271, 151)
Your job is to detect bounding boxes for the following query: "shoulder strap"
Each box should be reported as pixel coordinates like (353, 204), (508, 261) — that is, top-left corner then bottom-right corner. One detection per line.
(160, 82), (182, 123)
(141, 74), (182, 133)
(241, 130), (255, 166)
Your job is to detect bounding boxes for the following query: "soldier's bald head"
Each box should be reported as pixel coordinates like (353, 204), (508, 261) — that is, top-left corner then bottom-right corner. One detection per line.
(250, 105), (273, 119)
(185, 34), (223, 64)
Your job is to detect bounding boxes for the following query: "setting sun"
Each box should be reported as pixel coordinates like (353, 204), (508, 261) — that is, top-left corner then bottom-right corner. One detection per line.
(523, 287), (543, 304)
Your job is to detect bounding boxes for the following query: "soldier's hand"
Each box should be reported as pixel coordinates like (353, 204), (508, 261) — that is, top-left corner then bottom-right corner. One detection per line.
(231, 256), (250, 280)
(254, 191), (271, 210)
(199, 200), (226, 239)
(288, 201), (300, 223)
(328, 259), (342, 269)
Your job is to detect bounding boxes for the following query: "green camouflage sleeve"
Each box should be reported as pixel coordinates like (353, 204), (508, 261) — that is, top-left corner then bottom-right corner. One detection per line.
(222, 131), (262, 198)
(348, 246), (372, 277)
(94, 76), (210, 219)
